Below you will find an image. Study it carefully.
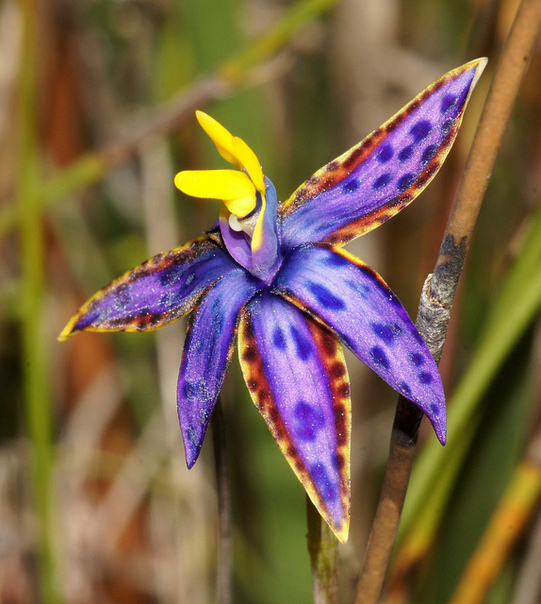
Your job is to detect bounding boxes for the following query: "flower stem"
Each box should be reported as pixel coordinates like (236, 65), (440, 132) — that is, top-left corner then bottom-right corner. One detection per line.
(17, 0), (59, 601)
(354, 0), (541, 601)
(307, 497), (339, 604)
(211, 398), (232, 604)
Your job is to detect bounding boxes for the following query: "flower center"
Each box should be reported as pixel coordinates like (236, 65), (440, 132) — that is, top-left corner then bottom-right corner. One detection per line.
(174, 112), (282, 283)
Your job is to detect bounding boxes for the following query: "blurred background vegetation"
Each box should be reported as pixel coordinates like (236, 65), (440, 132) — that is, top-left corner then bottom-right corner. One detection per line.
(2, 0), (541, 602)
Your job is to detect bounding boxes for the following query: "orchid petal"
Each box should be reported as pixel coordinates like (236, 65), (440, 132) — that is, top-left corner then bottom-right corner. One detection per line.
(195, 111), (265, 192)
(218, 178), (282, 283)
(280, 58), (487, 249)
(59, 235), (235, 339)
(273, 244), (446, 443)
(218, 205), (253, 274)
(250, 177), (281, 281)
(175, 169), (256, 217)
(178, 268), (261, 468)
(196, 110), (240, 168)
(239, 292), (351, 542)
(233, 136), (265, 193)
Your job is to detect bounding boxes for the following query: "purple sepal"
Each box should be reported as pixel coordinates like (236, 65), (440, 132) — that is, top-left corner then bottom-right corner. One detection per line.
(273, 244), (446, 443)
(280, 60), (485, 250)
(177, 268), (261, 468)
(66, 236), (238, 334)
(239, 291), (351, 542)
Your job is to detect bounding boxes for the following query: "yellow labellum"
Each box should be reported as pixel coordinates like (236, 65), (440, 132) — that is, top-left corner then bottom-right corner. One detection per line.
(195, 111), (240, 169)
(195, 111), (264, 194)
(175, 169), (256, 217)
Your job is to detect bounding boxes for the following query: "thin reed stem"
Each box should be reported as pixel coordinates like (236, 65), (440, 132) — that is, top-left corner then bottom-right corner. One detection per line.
(17, 0), (59, 601)
(307, 498), (339, 604)
(211, 398), (232, 604)
(354, 0), (541, 601)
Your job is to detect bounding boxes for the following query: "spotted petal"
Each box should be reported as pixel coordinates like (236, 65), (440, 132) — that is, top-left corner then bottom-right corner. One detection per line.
(239, 291), (351, 542)
(178, 268), (261, 468)
(280, 58), (487, 249)
(273, 244), (446, 443)
(59, 235), (236, 338)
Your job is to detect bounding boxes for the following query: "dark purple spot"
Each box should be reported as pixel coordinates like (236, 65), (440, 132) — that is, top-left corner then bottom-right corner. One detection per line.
(441, 118), (453, 133)
(419, 371), (433, 384)
(294, 401), (326, 442)
(409, 352), (425, 367)
(343, 179), (360, 194)
(373, 173), (391, 190)
(410, 120), (432, 142)
(210, 299), (224, 333)
(398, 146), (413, 162)
(159, 267), (178, 287)
(376, 144), (393, 163)
(290, 325), (312, 361)
(116, 285), (132, 306)
(400, 381), (411, 395)
(372, 322), (402, 344)
(440, 94), (456, 114)
(183, 379), (210, 402)
(370, 346), (390, 371)
(310, 463), (338, 502)
(308, 283), (346, 310)
(429, 403), (440, 416)
(421, 144), (437, 165)
(397, 173), (415, 192)
(273, 326), (286, 350)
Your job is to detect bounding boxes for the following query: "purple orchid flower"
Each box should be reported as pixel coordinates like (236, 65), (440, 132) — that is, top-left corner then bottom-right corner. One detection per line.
(60, 58), (486, 542)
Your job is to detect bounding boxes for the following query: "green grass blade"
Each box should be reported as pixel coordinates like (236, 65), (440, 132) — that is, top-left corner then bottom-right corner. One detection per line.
(17, 1), (60, 601)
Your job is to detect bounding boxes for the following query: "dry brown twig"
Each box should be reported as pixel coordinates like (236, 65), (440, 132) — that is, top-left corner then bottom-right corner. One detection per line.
(354, 0), (541, 601)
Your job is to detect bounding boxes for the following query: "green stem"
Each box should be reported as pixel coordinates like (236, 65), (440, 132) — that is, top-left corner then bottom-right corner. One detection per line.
(17, 0), (59, 602)
(211, 399), (232, 604)
(307, 498), (339, 604)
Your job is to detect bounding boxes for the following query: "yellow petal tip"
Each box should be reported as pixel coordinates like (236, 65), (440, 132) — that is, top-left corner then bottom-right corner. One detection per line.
(58, 318), (77, 342)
